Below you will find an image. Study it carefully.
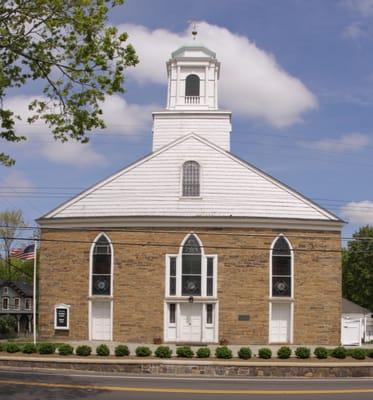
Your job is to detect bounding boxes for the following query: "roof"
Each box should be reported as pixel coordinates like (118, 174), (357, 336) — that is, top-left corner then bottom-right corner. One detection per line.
(171, 45), (216, 59)
(342, 298), (371, 314)
(39, 133), (343, 225)
(0, 280), (33, 297)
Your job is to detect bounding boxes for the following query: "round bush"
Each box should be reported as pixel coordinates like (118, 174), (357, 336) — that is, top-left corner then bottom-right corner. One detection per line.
(238, 347), (252, 360)
(135, 346), (152, 357)
(38, 343), (56, 355)
(295, 347), (310, 359)
(22, 343), (37, 354)
(351, 348), (366, 360)
(176, 346), (194, 358)
(196, 347), (211, 358)
(155, 346), (172, 358)
(215, 346), (232, 359)
(331, 346), (347, 359)
(368, 349), (373, 359)
(314, 346), (328, 359)
(58, 344), (74, 356)
(277, 346), (292, 359)
(96, 344), (110, 356)
(76, 345), (92, 356)
(0, 343), (3, 352)
(6, 343), (20, 353)
(258, 347), (272, 359)
(115, 345), (130, 357)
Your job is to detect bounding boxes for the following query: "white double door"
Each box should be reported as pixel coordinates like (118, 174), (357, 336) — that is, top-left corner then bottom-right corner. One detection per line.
(91, 301), (112, 340)
(179, 303), (202, 342)
(270, 303), (291, 343)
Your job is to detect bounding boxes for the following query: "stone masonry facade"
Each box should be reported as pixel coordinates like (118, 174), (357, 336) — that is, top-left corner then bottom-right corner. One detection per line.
(38, 227), (341, 345)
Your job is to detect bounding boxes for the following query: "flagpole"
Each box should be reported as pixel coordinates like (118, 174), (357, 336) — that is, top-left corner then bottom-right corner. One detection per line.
(33, 240), (37, 345)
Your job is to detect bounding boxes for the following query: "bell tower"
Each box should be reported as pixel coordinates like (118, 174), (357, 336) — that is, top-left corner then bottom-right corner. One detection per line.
(152, 45), (231, 152)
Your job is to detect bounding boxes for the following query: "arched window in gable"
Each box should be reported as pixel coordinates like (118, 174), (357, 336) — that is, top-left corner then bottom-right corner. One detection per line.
(271, 236), (292, 298)
(185, 74), (200, 97)
(91, 234), (112, 296)
(182, 161), (200, 197)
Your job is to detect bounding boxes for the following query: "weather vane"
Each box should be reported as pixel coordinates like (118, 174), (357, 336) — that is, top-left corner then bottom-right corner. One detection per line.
(188, 20), (198, 40)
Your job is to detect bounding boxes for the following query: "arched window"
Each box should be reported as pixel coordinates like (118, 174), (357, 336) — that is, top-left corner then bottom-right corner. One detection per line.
(91, 234), (112, 296)
(185, 74), (200, 97)
(271, 236), (292, 297)
(182, 161), (200, 197)
(182, 234), (202, 296)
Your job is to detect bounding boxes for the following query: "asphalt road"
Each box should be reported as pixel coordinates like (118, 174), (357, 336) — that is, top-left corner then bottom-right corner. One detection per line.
(0, 368), (373, 400)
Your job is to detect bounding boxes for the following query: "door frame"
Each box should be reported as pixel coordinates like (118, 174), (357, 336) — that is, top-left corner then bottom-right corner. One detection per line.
(88, 299), (113, 341)
(268, 301), (294, 344)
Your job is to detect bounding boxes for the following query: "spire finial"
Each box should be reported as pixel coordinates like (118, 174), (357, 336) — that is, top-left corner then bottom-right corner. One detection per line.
(188, 20), (198, 40)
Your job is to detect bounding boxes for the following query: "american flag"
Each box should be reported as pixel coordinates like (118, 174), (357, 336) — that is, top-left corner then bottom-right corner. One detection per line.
(10, 244), (35, 260)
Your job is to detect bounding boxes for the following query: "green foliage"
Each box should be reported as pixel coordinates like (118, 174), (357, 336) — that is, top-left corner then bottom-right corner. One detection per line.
(238, 347), (252, 360)
(58, 344), (74, 356)
(215, 346), (233, 359)
(295, 347), (311, 359)
(22, 343), (37, 354)
(176, 346), (194, 358)
(367, 349), (373, 358)
(5, 343), (20, 353)
(277, 346), (292, 359)
(342, 225), (373, 310)
(76, 345), (92, 356)
(351, 348), (366, 360)
(314, 346), (328, 359)
(115, 345), (130, 357)
(258, 347), (272, 359)
(331, 346), (347, 359)
(38, 343), (56, 354)
(196, 347), (211, 358)
(155, 346), (172, 358)
(0, 315), (17, 334)
(96, 344), (110, 356)
(0, 0), (138, 166)
(135, 346), (152, 357)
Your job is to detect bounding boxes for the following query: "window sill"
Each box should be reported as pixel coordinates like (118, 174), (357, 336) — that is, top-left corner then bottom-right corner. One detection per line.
(88, 295), (113, 300)
(179, 196), (203, 200)
(165, 296), (218, 302)
(269, 297), (294, 302)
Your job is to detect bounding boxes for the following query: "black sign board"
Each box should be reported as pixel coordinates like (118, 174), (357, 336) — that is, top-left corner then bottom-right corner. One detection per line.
(55, 307), (68, 329)
(238, 314), (250, 321)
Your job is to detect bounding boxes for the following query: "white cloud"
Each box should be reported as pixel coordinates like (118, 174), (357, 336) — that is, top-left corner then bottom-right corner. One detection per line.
(344, 0), (373, 16)
(341, 201), (373, 223)
(0, 170), (33, 190)
(121, 21), (317, 127)
(343, 22), (364, 38)
(299, 133), (370, 152)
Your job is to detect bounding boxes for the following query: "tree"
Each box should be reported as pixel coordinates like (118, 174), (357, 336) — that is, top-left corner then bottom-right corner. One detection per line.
(0, 209), (26, 278)
(0, 0), (138, 166)
(342, 225), (373, 310)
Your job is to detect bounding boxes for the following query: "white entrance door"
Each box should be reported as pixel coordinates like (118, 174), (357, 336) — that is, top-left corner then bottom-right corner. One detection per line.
(180, 303), (202, 342)
(91, 302), (111, 340)
(341, 318), (361, 346)
(270, 303), (291, 343)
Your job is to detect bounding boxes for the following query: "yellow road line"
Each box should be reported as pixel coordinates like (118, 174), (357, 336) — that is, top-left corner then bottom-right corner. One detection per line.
(0, 379), (373, 395)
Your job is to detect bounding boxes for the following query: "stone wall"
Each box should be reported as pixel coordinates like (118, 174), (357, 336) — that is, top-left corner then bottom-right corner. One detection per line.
(38, 227), (341, 345)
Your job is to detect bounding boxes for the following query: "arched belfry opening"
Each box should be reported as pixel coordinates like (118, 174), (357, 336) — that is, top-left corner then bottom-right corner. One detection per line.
(185, 74), (200, 98)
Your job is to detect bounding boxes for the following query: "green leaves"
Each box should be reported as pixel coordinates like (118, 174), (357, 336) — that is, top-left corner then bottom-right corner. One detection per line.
(0, 0), (138, 166)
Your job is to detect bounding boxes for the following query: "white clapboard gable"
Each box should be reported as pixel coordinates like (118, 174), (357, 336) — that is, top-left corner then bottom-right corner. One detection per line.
(43, 133), (339, 222)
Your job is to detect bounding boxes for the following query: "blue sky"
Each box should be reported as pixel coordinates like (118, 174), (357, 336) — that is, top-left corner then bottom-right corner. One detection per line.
(1, 0), (373, 239)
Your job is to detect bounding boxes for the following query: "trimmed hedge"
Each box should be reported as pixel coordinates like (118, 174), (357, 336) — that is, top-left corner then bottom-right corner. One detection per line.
(176, 346), (194, 358)
(5, 343), (20, 353)
(314, 346), (328, 359)
(258, 347), (272, 359)
(238, 347), (252, 360)
(135, 346), (152, 357)
(96, 344), (110, 356)
(331, 346), (347, 359)
(76, 345), (92, 356)
(368, 349), (373, 359)
(277, 346), (292, 359)
(215, 346), (232, 359)
(115, 345), (130, 357)
(295, 347), (310, 359)
(351, 348), (366, 360)
(155, 346), (172, 358)
(38, 343), (56, 355)
(22, 343), (37, 354)
(196, 347), (211, 358)
(58, 344), (74, 356)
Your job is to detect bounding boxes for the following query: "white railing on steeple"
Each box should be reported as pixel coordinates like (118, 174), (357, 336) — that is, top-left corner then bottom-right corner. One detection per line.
(185, 96), (200, 105)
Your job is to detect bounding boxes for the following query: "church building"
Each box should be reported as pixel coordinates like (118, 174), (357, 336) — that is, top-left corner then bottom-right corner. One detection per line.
(38, 44), (343, 345)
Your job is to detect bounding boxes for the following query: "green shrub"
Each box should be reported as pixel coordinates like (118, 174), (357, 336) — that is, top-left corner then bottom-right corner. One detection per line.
(367, 349), (373, 359)
(215, 346), (232, 359)
(38, 343), (56, 355)
(22, 343), (37, 354)
(196, 347), (211, 358)
(351, 348), (366, 360)
(58, 344), (73, 356)
(135, 346), (152, 357)
(176, 346), (194, 358)
(295, 347), (310, 359)
(314, 346), (328, 359)
(76, 345), (92, 356)
(155, 346), (172, 358)
(331, 346), (347, 359)
(0, 343), (3, 352)
(258, 347), (272, 359)
(115, 345), (130, 357)
(277, 346), (292, 359)
(0, 315), (17, 334)
(5, 343), (20, 353)
(96, 344), (110, 356)
(238, 347), (252, 360)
